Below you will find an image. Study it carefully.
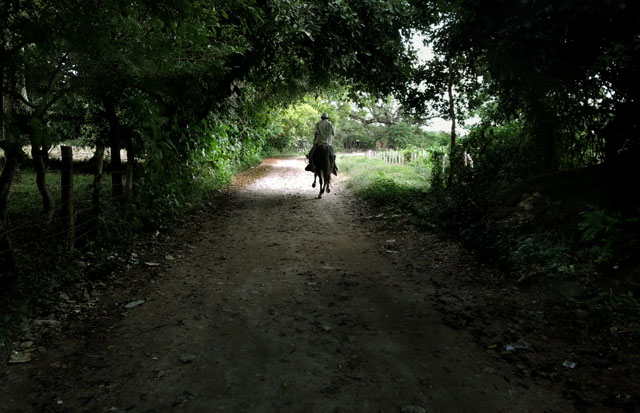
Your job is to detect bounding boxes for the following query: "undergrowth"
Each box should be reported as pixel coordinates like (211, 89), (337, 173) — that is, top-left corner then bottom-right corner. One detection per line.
(340, 153), (639, 276)
(578, 205), (640, 265)
(340, 152), (640, 324)
(338, 155), (430, 220)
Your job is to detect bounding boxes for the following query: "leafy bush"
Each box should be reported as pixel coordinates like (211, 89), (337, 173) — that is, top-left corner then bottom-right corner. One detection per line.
(339, 155), (432, 228)
(360, 173), (414, 205)
(584, 289), (640, 325)
(512, 232), (572, 277)
(340, 155), (429, 192)
(579, 206), (640, 264)
(462, 119), (541, 187)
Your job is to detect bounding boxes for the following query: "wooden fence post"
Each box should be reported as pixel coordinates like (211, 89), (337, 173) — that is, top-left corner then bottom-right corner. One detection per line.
(31, 146), (54, 223)
(92, 141), (105, 216)
(60, 146), (74, 251)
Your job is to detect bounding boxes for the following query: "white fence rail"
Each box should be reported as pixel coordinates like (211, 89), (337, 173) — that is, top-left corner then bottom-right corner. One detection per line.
(365, 149), (429, 165)
(365, 148), (473, 169)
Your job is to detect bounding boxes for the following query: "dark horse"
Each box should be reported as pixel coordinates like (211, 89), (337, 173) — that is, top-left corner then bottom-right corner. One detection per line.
(311, 143), (334, 199)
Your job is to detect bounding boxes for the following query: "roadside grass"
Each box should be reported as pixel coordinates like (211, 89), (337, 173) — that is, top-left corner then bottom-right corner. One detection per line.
(337, 154), (431, 222)
(337, 156), (640, 330)
(1, 171), (96, 337)
(0, 164), (234, 340)
(8, 171), (94, 224)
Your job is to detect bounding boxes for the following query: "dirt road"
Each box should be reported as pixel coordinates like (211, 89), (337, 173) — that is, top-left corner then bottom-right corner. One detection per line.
(1, 157), (575, 412)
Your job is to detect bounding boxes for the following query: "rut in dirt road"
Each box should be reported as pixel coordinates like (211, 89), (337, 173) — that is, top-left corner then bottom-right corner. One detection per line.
(1, 157), (574, 412)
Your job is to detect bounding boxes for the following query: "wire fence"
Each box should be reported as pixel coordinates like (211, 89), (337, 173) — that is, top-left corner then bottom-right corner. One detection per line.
(0, 146), (130, 279)
(0, 145), (129, 162)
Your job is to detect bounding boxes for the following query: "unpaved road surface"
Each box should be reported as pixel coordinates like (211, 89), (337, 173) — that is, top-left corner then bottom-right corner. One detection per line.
(1, 157), (578, 412)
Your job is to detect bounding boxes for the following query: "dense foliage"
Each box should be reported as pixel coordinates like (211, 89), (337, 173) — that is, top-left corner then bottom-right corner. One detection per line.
(411, 0), (640, 171)
(0, 2), (416, 259)
(0, 0), (420, 332)
(400, 0), (640, 281)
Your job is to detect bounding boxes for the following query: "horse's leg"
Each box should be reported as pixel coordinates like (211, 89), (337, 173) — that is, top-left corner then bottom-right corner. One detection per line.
(325, 156), (332, 193)
(312, 173), (317, 188)
(318, 173), (324, 198)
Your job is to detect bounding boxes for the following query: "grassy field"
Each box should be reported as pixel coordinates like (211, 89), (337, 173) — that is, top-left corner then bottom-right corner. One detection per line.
(7, 171), (95, 225)
(336, 154), (433, 226)
(337, 153), (431, 202)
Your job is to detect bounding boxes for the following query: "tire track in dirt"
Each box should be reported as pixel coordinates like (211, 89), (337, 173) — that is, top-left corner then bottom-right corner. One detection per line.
(1, 156), (575, 412)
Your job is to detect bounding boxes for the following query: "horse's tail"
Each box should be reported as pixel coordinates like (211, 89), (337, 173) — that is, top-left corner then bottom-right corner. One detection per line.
(319, 144), (332, 185)
(312, 144), (333, 197)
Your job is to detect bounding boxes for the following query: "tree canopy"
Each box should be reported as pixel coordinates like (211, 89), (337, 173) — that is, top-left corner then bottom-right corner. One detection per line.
(2, 0), (640, 283)
(4, 0), (639, 169)
(410, 0), (640, 170)
(2, 0), (418, 156)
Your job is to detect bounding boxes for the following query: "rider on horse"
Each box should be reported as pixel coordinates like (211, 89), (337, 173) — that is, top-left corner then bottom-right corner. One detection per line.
(305, 112), (338, 175)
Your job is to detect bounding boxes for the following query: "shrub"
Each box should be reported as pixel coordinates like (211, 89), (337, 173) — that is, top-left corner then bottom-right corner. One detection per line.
(579, 206), (640, 264)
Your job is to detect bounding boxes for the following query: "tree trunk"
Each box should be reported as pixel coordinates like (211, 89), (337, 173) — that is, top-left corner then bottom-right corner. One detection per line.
(124, 139), (134, 202)
(541, 120), (556, 172)
(60, 146), (74, 251)
(31, 145), (54, 222)
(0, 219), (16, 291)
(92, 138), (105, 216)
(530, 95), (558, 173)
(0, 71), (18, 288)
(0, 151), (18, 288)
(446, 57), (457, 190)
(103, 97), (123, 200)
(20, 60), (54, 222)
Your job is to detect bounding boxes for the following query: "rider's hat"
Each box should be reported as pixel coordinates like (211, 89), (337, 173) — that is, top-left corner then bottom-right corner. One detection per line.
(321, 112), (329, 119)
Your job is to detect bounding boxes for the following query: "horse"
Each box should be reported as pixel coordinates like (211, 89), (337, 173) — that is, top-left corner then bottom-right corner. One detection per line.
(311, 143), (333, 199)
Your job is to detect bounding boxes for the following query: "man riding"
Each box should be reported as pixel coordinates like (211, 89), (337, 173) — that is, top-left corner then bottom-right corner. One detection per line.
(305, 112), (338, 175)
